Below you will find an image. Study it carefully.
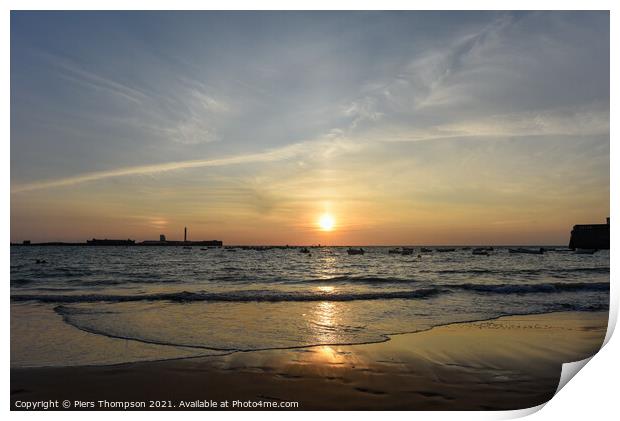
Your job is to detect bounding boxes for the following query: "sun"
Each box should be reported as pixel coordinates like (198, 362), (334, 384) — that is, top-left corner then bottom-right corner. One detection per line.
(319, 213), (335, 231)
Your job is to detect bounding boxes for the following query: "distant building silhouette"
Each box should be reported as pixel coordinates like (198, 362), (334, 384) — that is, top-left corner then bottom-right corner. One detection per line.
(86, 238), (135, 246)
(138, 228), (222, 247)
(11, 230), (222, 247)
(569, 218), (609, 249)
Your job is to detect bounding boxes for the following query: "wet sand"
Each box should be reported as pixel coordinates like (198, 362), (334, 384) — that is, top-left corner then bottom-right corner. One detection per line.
(11, 311), (607, 410)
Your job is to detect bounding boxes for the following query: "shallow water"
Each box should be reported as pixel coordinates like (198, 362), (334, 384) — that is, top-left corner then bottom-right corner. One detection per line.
(10, 246), (609, 367)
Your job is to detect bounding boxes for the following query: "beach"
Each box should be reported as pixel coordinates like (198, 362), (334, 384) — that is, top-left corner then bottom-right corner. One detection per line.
(11, 311), (607, 410)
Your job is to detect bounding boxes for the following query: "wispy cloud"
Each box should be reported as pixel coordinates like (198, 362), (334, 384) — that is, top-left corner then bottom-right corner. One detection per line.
(12, 147), (298, 194)
(39, 50), (232, 146)
(45, 52), (149, 105)
(343, 97), (384, 129)
(11, 135), (359, 193)
(375, 102), (610, 143)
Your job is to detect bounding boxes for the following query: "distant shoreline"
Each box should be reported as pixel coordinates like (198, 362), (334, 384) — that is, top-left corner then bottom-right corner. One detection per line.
(11, 243), (568, 247)
(11, 240), (223, 247)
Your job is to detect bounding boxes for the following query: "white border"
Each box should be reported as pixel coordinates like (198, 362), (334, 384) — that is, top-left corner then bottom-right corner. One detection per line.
(0, 0), (617, 10)
(3, 1), (616, 420)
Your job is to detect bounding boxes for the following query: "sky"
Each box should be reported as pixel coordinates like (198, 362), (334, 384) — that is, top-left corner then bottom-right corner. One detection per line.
(10, 11), (609, 245)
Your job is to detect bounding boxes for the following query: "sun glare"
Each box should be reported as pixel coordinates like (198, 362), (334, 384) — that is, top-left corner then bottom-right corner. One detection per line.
(319, 213), (335, 231)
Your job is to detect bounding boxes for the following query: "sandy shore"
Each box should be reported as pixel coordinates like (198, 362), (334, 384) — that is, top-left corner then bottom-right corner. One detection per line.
(11, 311), (607, 410)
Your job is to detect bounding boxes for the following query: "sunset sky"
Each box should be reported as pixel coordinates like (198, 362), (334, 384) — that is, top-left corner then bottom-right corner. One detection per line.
(11, 11), (609, 245)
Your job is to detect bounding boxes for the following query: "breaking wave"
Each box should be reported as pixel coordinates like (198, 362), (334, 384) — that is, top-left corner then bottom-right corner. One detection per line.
(452, 282), (609, 294)
(10, 287), (444, 303)
(10, 281), (609, 304)
(422, 267), (609, 275)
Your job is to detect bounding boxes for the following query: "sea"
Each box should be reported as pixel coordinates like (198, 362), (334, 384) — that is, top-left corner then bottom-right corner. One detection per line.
(10, 246), (610, 368)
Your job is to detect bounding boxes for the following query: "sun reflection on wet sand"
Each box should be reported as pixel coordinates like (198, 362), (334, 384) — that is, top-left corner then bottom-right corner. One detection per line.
(316, 346), (346, 365)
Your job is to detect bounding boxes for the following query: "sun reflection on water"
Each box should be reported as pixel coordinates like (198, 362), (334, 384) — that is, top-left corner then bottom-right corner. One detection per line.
(316, 252), (339, 279)
(311, 300), (338, 343)
(312, 301), (347, 366)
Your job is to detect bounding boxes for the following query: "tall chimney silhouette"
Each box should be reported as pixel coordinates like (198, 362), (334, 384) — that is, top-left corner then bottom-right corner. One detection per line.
(184, 227), (187, 242)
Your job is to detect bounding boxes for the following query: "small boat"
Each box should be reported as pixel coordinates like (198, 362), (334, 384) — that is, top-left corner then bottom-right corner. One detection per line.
(420, 247), (433, 253)
(299, 247), (310, 254)
(472, 248), (489, 256)
(575, 248), (597, 255)
(401, 248), (414, 256)
(347, 248), (365, 255)
(508, 247), (544, 255)
(435, 248), (456, 252)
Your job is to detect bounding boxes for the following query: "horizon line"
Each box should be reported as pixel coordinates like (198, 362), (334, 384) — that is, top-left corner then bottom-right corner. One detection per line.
(10, 241), (570, 247)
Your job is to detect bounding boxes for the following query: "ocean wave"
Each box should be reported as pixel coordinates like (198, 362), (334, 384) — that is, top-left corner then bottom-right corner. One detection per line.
(76, 278), (183, 286)
(10, 281), (609, 303)
(555, 302), (609, 312)
(283, 268), (609, 284)
(10, 287), (444, 303)
(10, 278), (35, 285)
(309, 275), (415, 284)
(451, 282), (609, 294)
(425, 267), (609, 275)
(11, 266), (608, 288)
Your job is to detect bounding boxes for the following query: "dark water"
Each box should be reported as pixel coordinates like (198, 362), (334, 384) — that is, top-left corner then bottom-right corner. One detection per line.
(10, 246), (609, 367)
